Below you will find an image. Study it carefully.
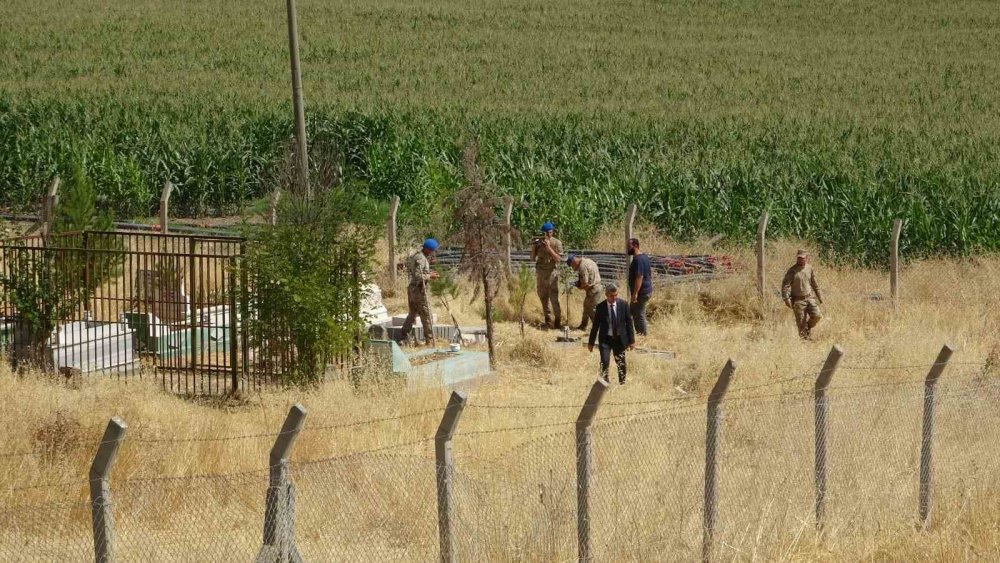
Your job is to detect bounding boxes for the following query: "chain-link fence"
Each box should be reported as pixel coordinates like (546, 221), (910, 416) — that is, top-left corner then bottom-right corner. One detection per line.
(2, 350), (999, 560)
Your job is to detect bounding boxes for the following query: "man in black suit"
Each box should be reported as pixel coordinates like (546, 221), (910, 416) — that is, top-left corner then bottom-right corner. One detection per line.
(587, 283), (635, 384)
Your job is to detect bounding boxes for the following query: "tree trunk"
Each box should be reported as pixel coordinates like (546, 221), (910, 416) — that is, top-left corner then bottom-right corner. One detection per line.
(482, 273), (496, 369)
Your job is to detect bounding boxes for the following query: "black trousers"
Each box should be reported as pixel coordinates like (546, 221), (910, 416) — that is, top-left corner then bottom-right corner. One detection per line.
(599, 336), (627, 383)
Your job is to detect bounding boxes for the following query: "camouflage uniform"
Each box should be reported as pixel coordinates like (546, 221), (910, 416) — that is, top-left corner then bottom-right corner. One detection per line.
(575, 257), (603, 330)
(400, 251), (435, 344)
(781, 263), (823, 339)
(534, 237), (563, 327)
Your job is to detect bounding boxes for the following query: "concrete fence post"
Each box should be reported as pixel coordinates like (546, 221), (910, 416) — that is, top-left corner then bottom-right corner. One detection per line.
(504, 197), (514, 275)
(919, 344), (954, 528)
(814, 344), (844, 530)
(890, 219), (902, 308)
(41, 176), (61, 239)
(703, 359), (736, 562)
(756, 212), (769, 303)
(387, 196), (400, 289)
(90, 417), (127, 563)
(256, 404), (307, 563)
(435, 391), (467, 563)
(576, 378), (609, 562)
(624, 203), (637, 271)
(159, 181), (173, 234)
(268, 190), (281, 226)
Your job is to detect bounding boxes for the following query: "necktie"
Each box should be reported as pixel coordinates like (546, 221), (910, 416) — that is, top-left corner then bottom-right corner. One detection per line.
(611, 302), (618, 338)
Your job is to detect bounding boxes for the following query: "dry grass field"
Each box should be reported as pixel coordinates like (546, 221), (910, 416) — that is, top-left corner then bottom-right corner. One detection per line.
(3, 229), (1000, 560)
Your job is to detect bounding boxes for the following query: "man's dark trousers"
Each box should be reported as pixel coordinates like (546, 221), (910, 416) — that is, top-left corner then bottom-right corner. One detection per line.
(599, 336), (627, 383)
(630, 293), (651, 336)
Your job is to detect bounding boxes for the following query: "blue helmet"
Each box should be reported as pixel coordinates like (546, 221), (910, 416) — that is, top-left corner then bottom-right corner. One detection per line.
(422, 238), (438, 251)
(541, 222), (555, 232)
(566, 253), (576, 266)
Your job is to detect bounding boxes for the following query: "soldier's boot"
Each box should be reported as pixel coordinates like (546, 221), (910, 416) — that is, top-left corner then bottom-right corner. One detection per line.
(542, 314), (553, 330)
(576, 319), (588, 331)
(553, 315), (563, 330)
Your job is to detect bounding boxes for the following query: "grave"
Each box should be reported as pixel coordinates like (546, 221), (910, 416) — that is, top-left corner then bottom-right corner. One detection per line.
(367, 339), (491, 389)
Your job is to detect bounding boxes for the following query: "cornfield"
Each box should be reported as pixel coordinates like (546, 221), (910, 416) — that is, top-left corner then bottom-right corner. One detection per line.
(1, 0), (1000, 264)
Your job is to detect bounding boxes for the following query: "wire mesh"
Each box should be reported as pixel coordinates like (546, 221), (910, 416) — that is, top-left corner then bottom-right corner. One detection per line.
(0, 498), (94, 562)
(289, 448), (439, 562)
(113, 470), (268, 560)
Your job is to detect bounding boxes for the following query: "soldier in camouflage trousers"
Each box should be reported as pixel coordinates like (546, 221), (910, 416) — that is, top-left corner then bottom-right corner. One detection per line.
(530, 222), (563, 329)
(781, 249), (824, 339)
(399, 238), (440, 346)
(567, 254), (603, 331)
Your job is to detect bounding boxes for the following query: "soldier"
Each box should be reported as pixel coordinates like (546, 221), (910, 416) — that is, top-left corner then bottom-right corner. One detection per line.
(530, 222), (563, 329)
(399, 238), (440, 346)
(567, 253), (603, 331)
(781, 249), (824, 339)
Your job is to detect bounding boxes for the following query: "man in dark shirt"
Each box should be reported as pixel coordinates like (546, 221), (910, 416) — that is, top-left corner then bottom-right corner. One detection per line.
(627, 238), (653, 336)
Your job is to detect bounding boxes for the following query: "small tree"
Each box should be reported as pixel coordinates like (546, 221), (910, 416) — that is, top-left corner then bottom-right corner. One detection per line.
(452, 139), (515, 368)
(508, 264), (534, 338)
(430, 267), (462, 339)
(0, 164), (119, 369)
(243, 187), (380, 385)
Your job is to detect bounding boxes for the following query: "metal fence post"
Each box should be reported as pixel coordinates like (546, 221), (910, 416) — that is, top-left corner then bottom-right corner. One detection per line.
(890, 219), (902, 308)
(228, 256), (239, 393)
(576, 378), (609, 562)
(387, 196), (400, 289)
(435, 391), (467, 563)
(90, 417), (127, 563)
(756, 212), (769, 303)
(159, 181), (173, 234)
(814, 344), (844, 530)
(919, 344), (954, 528)
(503, 197), (514, 275)
(624, 203), (637, 271)
(256, 404), (307, 563)
(188, 237), (198, 378)
(703, 359), (736, 563)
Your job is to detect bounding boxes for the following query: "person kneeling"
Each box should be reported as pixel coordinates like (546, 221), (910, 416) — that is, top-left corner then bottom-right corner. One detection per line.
(587, 283), (635, 385)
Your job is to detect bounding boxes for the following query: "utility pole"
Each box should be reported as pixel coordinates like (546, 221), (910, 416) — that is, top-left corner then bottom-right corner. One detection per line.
(286, 0), (311, 200)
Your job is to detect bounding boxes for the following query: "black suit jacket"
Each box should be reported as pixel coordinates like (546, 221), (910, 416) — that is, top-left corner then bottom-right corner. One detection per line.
(588, 298), (635, 347)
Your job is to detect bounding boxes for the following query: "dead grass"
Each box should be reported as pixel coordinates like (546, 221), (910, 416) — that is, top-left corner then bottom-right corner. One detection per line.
(3, 228), (1000, 560)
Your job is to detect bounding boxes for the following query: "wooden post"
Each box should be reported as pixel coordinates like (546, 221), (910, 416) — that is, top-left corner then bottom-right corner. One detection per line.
(814, 344), (844, 530)
(625, 203), (637, 271)
(576, 378), (609, 562)
(504, 197), (514, 275)
(435, 391), (467, 563)
(159, 181), (173, 234)
(285, 0), (310, 200)
(41, 176), (61, 239)
(256, 404), (307, 563)
(387, 196), (400, 289)
(756, 212), (769, 302)
(919, 344), (954, 528)
(703, 359), (736, 562)
(90, 417), (127, 563)
(890, 219), (902, 308)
